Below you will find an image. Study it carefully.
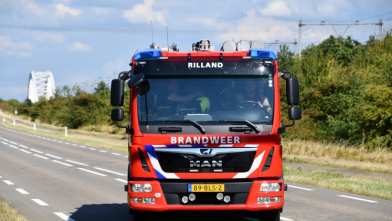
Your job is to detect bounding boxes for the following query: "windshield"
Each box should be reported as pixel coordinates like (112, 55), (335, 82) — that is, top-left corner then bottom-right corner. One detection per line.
(137, 75), (274, 125)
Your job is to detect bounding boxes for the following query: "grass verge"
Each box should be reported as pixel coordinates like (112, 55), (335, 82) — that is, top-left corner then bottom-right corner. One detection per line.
(283, 140), (392, 175)
(0, 197), (29, 221)
(284, 166), (392, 200)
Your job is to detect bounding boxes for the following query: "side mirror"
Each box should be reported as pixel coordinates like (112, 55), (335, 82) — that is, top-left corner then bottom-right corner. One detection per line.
(137, 80), (150, 95)
(111, 79), (124, 107)
(128, 73), (145, 88)
(286, 78), (299, 105)
(111, 108), (124, 121)
(289, 107), (301, 120)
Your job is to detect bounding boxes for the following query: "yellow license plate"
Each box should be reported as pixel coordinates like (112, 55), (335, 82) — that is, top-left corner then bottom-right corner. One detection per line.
(188, 184), (225, 192)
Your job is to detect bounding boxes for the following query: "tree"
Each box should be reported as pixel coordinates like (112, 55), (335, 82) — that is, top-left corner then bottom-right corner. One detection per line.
(94, 81), (109, 94)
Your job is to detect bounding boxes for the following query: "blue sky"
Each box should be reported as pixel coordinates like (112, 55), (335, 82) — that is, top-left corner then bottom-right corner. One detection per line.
(1, 0), (391, 102)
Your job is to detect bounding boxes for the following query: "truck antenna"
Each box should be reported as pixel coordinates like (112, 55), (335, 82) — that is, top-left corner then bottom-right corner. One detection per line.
(150, 21), (154, 49)
(166, 26), (169, 50)
(241, 12), (243, 40)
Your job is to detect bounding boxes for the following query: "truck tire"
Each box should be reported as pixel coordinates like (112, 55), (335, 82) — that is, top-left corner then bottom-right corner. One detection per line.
(260, 209), (280, 221)
(133, 210), (150, 221)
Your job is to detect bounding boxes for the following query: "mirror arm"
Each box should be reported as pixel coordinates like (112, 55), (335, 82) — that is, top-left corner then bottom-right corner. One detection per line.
(118, 70), (132, 81)
(277, 105), (296, 134)
(116, 121), (134, 135)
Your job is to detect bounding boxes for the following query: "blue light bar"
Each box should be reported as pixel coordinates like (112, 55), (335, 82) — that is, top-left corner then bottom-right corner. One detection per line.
(134, 49), (163, 61)
(248, 49), (277, 60)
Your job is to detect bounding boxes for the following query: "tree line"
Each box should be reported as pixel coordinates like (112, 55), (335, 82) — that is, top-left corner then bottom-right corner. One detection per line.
(1, 32), (391, 148)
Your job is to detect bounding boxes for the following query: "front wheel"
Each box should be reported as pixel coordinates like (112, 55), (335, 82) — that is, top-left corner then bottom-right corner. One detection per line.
(260, 209), (280, 221)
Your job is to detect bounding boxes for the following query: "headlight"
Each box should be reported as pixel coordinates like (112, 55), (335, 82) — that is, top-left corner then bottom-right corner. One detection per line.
(131, 184), (153, 192)
(260, 183), (281, 192)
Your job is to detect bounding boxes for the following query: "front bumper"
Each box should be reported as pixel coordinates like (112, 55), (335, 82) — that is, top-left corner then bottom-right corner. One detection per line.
(128, 180), (284, 212)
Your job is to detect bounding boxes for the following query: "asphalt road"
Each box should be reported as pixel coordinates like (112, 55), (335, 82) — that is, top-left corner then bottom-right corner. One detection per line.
(1, 124), (391, 221)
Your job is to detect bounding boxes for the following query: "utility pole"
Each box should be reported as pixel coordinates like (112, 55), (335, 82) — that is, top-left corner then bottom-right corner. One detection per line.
(298, 19), (383, 58)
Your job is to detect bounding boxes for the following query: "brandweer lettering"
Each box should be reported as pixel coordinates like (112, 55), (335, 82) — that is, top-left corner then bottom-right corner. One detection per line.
(188, 62), (223, 68)
(171, 136), (240, 144)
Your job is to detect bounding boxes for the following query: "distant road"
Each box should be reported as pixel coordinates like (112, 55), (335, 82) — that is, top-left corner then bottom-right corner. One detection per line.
(1, 125), (391, 221)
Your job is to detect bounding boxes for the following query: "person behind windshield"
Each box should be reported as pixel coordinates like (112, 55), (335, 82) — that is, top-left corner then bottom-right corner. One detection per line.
(235, 79), (272, 115)
(165, 79), (203, 102)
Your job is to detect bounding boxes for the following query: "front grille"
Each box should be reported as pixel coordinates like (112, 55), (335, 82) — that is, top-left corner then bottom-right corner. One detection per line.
(155, 151), (256, 173)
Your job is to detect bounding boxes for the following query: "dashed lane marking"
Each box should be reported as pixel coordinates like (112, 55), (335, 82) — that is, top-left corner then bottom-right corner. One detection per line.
(19, 149), (32, 154)
(33, 154), (49, 160)
(15, 188), (29, 194)
(65, 160), (88, 166)
(45, 154), (62, 159)
(94, 167), (126, 176)
(78, 168), (107, 176)
(280, 217), (294, 221)
(115, 178), (128, 183)
(52, 160), (73, 167)
(30, 149), (43, 154)
(337, 195), (378, 203)
(9, 144), (18, 149)
(99, 150), (108, 153)
(89, 148), (96, 150)
(9, 141), (18, 145)
(79, 146), (85, 148)
(32, 199), (48, 206)
(3, 180), (14, 185)
(54, 212), (75, 221)
(288, 185), (313, 191)
(72, 144), (77, 146)
(19, 145), (29, 149)
(111, 153), (121, 156)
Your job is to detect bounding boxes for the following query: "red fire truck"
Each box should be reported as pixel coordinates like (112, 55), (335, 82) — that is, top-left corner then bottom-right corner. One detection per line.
(110, 40), (301, 221)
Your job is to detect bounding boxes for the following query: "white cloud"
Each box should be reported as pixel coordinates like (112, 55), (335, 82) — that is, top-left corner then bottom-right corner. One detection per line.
(19, 0), (46, 15)
(32, 33), (65, 44)
(123, 0), (166, 24)
(0, 36), (32, 57)
(260, 1), (292, 17)
(102, 58), (126, 74)
(67, 42), (91, 52)
(55, 3), (81, 17)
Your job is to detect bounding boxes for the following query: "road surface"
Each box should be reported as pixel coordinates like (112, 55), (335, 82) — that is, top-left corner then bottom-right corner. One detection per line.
(1, 125), (391, 221)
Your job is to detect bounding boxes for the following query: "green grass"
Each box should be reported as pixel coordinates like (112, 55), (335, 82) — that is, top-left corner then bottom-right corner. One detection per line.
(0, 197), (29, 221)
(284, 166), (392, 200)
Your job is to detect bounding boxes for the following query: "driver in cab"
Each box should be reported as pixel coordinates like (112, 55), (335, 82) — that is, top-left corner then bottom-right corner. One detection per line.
(235, 79), (272, 115)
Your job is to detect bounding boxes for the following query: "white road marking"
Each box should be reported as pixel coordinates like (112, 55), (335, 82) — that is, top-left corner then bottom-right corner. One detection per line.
(115, 178), (128, 183)
(94, 167), (126, 176)
(52, 160), (73, 167)
(58, 141), (63, 143)
(64, 142), (70, 145)
(89, 148), (96, 150)
(54, 212), (75, 221)
(19, 149), (32, 154)
(72, 144), (77, 146)
(9, 141), (18, 145)
(78, 168), (107, 176)
(33, 154), (49, 160)
(19, 145), (29, 149)
(15, 188), (29, 194)
(111, 153), (121, 156)
(45, 154), (62, 159)
(3, 180), (14, 185)
(3, 139), (9, 141)
(280, 217), (294, 221)
(337, 195), (378, 203)
(79, 145), (85, 148)
(99, 150), (108, 153)
(32, 199), (48, 206)
(30, 149), (43, 154)
(9, 144), (18, 149)
(65, 160), (89, 166)
(0, 176), (2, 178)
(2, 141), (8, 144)
(288, 185), (314, 191)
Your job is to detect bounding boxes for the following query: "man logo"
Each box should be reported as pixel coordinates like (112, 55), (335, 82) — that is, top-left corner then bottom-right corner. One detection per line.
(200, 149), (212, 156)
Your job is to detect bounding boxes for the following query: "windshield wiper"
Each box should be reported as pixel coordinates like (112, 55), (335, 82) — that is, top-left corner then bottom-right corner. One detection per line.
(154, 120), (206, 134)
(217, 120), (260, 133)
